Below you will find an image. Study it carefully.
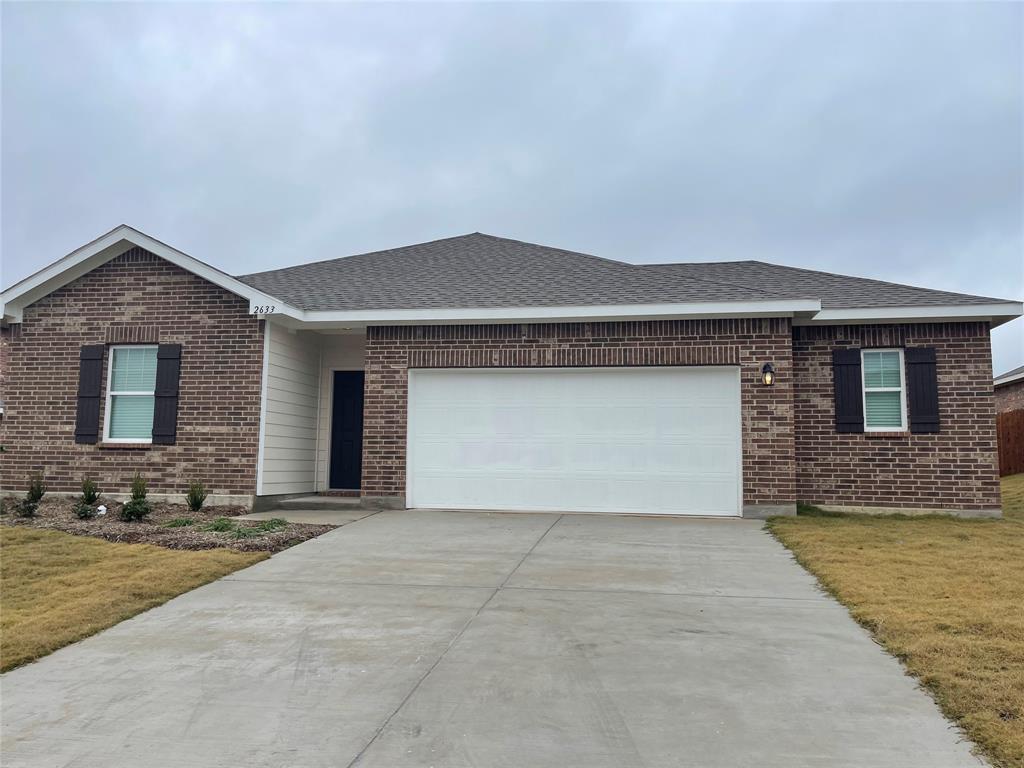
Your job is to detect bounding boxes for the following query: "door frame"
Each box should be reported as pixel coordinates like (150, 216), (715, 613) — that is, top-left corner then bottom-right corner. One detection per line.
(327, 367), (365, 491)
(405, 366), (743, 516)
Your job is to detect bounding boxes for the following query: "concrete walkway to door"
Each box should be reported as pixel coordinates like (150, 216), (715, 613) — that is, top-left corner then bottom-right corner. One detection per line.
(1, 510), (981, 767)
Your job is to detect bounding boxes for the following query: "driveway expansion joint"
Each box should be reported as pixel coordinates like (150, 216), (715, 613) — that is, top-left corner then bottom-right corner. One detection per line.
(345, 514), (564, 768)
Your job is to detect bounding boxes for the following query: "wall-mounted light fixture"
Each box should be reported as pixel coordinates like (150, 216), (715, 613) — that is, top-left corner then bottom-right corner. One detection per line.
(761, 363), (776, 386)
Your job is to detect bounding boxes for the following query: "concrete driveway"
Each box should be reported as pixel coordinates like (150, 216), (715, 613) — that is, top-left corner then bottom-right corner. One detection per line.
(2, 510), (980, 767)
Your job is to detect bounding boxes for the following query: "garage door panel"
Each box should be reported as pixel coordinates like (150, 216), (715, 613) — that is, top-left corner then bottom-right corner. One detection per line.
(408, 367), (741, 516)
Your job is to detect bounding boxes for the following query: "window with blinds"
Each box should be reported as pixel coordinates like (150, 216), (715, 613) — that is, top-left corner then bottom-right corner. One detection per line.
(861, 349), (906, 431)
(104, 346), (158, 442)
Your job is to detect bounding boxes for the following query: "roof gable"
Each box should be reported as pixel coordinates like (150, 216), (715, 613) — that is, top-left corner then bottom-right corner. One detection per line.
(1, 225), (281, 323)
(4, 227), (1021, 329)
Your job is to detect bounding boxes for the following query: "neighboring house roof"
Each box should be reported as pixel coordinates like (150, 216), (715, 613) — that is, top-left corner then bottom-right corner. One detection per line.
(995, 365), (1024, 388)
(2, 226), (1021, 329)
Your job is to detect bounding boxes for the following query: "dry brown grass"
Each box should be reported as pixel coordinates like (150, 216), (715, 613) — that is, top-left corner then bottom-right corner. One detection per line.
(1, 526), (265, 672)
(768, 473), (1024, 768)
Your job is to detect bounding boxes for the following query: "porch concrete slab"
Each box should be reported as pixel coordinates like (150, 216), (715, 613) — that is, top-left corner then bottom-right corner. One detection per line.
(236, 508), (374, 526)
(1, 510), (981, 767)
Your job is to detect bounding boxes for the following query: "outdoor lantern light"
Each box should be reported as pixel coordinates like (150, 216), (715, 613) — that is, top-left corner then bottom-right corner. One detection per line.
(761, 363), (776, 386)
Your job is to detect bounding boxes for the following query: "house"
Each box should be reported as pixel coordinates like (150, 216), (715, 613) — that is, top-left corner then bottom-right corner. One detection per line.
(1, 225), (1020, 517)
(994, 365), (1024, 414)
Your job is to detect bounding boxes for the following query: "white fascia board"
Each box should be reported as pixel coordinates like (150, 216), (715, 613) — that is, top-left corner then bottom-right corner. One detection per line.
(995, 369), (1024, 387)
(794, 302), (1024, 328)
(1, 224), (297, 323)
(269, 299), (823, 328)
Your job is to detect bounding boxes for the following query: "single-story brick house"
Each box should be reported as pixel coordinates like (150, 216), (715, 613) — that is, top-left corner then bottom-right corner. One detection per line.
(1, 225), (1020, 517)
(994, 365), (1024, 414)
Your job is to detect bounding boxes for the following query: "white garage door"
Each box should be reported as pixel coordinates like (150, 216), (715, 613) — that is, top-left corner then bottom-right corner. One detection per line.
(406, 367), (741, 516)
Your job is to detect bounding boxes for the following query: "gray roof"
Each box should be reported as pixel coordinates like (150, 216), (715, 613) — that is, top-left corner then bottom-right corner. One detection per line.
(995, 364), (1024, 385)
(237, 232), (1008, 312)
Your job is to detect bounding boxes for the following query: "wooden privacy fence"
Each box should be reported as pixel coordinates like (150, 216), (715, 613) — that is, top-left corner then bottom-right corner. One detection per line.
(997, 410), (1024, 476)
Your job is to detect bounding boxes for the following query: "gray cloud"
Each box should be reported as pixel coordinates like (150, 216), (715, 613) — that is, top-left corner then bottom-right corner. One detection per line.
(2, 2), (1021, 370)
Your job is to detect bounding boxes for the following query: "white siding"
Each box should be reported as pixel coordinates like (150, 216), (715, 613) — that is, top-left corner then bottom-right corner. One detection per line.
(316, 334), (366, 490)
(259, 323), (322, 495)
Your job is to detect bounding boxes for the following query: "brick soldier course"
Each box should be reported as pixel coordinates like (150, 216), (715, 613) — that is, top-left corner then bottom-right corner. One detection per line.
(363, 320), (796, 516)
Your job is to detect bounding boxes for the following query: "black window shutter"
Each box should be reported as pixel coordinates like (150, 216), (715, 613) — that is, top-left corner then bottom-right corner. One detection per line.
(74, 345), (105, 444)
(906, 347), (940, 434)
(832, 348), (864, 433)
(152, 344), (182, 445)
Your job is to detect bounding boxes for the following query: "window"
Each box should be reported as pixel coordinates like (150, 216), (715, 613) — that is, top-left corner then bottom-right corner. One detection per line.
(103, 345), (158, 442)
(861, 349), (906, 431)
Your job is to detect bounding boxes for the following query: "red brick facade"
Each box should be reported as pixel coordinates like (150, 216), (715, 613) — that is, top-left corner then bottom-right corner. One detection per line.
(1, 248), (1004, 516)
(363, 319), (796, 512)
(792, 322), (1001, 512)
(995, 379), (1024, 414)
(0, 248), (264, 499)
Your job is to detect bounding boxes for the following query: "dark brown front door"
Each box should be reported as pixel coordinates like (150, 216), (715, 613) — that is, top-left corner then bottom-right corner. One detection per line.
(329, 371), (364, 489)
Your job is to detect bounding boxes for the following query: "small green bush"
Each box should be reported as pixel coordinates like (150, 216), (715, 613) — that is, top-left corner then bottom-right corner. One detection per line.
(15, 499), (38, 518)
(164, 517), (195, 528)
(255, 518), (289, 532)
(26, 472), (46, 504)
(73, 501), (97, 520)
(232, 526), (261, 539)
(119, 498), (151, 522)
(202, 517), (237, 533)
(81, 477), (100, 505)
(130, 472), (147, 501)
(185, 481), (208, 512)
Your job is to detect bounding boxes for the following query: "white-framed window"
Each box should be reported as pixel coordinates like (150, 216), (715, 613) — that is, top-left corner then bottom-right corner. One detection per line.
(103, 345), (158, 443)
(861, 348), (907, 431)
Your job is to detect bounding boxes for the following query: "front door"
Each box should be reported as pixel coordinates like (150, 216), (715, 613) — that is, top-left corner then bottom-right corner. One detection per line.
(329, 371), (365, 489)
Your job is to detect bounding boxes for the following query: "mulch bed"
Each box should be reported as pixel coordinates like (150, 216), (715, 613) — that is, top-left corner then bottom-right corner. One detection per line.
(0, 497), (335, 553)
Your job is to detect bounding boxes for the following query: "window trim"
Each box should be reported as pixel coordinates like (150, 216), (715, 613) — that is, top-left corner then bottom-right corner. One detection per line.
(102, 344), (158, 444)
(860, 348), (907, 432)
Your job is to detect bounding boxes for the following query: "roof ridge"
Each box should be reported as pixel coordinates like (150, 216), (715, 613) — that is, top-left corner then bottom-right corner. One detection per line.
(470, 232), (631, 267)
(239, 232), (487, 279)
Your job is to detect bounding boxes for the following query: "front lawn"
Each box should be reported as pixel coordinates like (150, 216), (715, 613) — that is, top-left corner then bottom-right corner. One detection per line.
(0, 526), (266, 672)
(768, 474), (1024, 768)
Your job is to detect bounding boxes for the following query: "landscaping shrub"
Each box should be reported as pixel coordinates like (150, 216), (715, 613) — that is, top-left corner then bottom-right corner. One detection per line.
(119, 472), (151, 522)
(164, 518), (195, 528)
(81, 477), (100, 505)
(202, 517), (236, 533)
(26, 472), (46, 504)
(130, 472), (147, 501)
(73, 501), (97, 520)
(15, 500), (38, 519)
(185, 481), (208, 512)
(255, 518), (289, 532)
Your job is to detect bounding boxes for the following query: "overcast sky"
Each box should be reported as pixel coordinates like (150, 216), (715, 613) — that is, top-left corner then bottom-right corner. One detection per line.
(2, 2), (1022, 371)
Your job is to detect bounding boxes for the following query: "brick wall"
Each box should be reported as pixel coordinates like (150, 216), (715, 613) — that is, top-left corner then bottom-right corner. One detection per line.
(363, 319), (796, 511)
(995, 379), (1024, 414)
(792, 322), (1001, 511)
(0, 247), (264, 499)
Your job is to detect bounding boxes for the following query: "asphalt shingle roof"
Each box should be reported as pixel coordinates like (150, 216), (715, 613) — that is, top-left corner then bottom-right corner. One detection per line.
(237, 232), (1007, 312)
